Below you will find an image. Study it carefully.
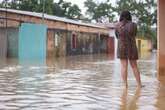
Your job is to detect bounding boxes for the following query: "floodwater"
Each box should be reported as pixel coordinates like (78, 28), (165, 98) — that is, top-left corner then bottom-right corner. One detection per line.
(0, 52), (164, 110)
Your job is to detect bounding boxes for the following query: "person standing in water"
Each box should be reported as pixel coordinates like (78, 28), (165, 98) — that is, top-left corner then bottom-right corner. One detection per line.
(115, 11), (142, 88)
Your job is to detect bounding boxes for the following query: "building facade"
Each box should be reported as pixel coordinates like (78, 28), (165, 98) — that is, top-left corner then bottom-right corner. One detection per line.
(0, 8), (115, 58)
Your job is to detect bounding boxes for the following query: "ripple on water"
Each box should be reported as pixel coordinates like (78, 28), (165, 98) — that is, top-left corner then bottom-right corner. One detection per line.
(0, 53), (164, 110)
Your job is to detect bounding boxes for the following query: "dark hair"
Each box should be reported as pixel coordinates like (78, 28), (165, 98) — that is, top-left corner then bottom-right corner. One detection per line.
(119, 11), (132, 22)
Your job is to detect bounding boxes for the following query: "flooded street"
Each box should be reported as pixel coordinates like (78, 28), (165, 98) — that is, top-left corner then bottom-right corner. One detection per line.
(0, 52), (164, 110)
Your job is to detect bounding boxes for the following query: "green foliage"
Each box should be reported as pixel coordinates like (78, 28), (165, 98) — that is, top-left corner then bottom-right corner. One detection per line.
(84, 0), (97, 17)
(116, 0), (157, 49)
(84, 0), (157, 48)
(54, 1), (81, 19)
(84, 0), (115, 22)
(67, 4), (81, 19)
(114, 1), (157, 33)
(0, 0), (81, 20)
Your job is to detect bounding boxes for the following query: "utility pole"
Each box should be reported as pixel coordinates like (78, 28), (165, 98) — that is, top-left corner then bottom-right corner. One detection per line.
(5, 0), (8, 28)
(5, 0), (8, 57)
(42, 0), (45, 24)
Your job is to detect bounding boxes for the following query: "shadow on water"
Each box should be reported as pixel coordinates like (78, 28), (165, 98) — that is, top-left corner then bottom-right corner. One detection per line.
(0, 51), (164, 110)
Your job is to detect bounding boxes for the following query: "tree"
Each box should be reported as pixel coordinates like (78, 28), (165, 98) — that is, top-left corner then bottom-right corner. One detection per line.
(9, 0), (19, 9)
(84, 0), (115, 22)
(53, 2), (64, 17)
(52, 0), (82, 20)
(0, 0), (82, 20)
(0, 0), (9, 8)
(114, 0), (157, 48)
(84, 0), (157, 48)
(67, 4), (81, 19)
(84, 0), (97, 19)
(18, 0), (54, 14)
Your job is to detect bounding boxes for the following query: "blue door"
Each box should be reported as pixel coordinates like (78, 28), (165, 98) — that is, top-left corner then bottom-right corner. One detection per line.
(19, 23), (47, 60)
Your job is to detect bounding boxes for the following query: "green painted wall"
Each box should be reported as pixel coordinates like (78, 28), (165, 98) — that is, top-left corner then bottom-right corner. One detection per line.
(0, 28), (7, 58)
(7, 28), (19, 57)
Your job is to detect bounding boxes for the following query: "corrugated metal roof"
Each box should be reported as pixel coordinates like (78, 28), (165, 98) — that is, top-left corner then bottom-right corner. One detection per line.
(96, 23), (115, 29)
(0, 8), (108, 29)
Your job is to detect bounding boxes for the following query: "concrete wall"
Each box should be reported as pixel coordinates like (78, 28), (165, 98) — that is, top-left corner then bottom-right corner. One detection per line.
(0, 28), (7, 58)
(0, 28), (19, 58)
(7, 28), (19, 57)
(47, 29), (67, 57)
(107, 37), (115, 54)
(158, 0), (165, 84)
(66, 32), (102, 56)
(45, 28), (113, 57)
(100, 35), (108, 53)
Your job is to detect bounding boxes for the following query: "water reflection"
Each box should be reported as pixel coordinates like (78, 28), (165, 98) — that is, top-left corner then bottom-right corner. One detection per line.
(0, 52), (164, 110)
(155, 85), (165, 110)
(120, 88), (141, 110)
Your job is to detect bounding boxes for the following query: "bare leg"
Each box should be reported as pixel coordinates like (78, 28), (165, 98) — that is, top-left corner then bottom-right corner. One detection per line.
(129, 60), (142, 88)
(120, 59), (128, 88)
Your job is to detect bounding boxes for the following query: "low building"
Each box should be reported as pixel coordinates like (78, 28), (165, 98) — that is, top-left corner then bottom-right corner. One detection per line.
(0, 8), (115, 59)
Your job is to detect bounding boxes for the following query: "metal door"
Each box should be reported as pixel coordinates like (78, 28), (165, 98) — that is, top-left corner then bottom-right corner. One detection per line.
(19, 23), (47, 60)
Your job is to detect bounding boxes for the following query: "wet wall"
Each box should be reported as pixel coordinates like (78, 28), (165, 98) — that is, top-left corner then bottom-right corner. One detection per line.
(0, 28), (7, 58)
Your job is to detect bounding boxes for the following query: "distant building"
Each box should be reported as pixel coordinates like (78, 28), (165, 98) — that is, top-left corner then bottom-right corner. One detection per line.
(136, 37), (153, 52)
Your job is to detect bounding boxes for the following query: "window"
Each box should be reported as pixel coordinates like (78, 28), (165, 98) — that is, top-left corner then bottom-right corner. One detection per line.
(54, 32), (60, 47)
(54, 33), (58, 47)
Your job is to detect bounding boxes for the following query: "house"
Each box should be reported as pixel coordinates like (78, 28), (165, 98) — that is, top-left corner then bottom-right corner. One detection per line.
(0, 8), (115, 59)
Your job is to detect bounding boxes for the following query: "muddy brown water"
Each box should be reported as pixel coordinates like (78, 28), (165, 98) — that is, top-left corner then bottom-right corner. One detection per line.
(0, 52), (164, 110)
